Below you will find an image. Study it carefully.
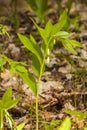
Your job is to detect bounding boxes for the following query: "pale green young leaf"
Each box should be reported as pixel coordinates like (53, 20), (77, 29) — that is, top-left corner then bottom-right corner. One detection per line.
(14, 123), (25, 130)
(54, 31), (72, 39)
(2, 87), (12, 104)
(61, 39), (77, 54)
(17, 70), (37, 96)
(57, 117), (71, 130)
(53, 11), (67, 34)
(66, 39), (82, 47)
(18, 33), (43, 64)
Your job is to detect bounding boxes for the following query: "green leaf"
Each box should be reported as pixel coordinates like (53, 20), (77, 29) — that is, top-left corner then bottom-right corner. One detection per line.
(44, 120), (60, 130)
(54, 31), (72, 39)
(61, 39), (77, 54)
(65, 110), (87, 120)
(9, 61), (27, 75)
(84, 127), (87, 130)
(57, 117), (71, 130)
(14, 123), (25, 130)
(17, 70), (37, 96)
(5, 111), (13, 129)
(10, 67), (16, 75)
(26, 0), (37, 11)
(18, 33), (43, 65)
(0, 57), (6, 70)
(2, 87), (12, 104)
(15, 64), (28, 73)
(32, 19), (54, 46)
(53, 10), (67, 34)
(0, 100), (3, 109)
(32, 54), (41, 77)
(31, 19), (47, 44)
(66, 39), (82, 47)
(3, 98), (21, 110)
(49, 39), (56, 50)
(45, 21), (53, 38)
(30, 34), (43, 59)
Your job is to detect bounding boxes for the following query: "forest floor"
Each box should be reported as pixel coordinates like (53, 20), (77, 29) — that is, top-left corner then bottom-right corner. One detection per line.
(0, 0), (87, 130)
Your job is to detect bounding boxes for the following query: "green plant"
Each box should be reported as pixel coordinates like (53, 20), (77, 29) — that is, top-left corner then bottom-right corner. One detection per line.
(56, 0), (80, 31)
(17, 10), (82, 130)
(0, 24), (9, 36)
(0, 87), (24, 130)
(65, 110), (87, 121)
(0, 23), (25, 130)
(65, 110), (87, 129)
(0, 11), (82, 130)
(57, 117), (71, 130)
(43, 120), (60, 130)
(14, 123), (25, 130)
(25, 0), (48, 21)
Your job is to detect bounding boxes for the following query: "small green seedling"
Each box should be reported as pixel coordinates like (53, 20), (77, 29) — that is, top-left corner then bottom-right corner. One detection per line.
(0, 87), (21, 130)
(25, 0), (48, 20)
(0, 24), (9, 37)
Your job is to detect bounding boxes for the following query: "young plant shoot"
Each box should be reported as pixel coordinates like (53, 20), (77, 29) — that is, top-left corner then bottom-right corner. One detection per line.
(17, 11), (82, 130)
(0, 10), (82, 130)
(0, 87), (24, 130)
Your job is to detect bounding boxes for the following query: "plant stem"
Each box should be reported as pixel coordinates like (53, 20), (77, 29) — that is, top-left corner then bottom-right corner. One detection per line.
(36, 54), (46, 130)
(0, 110), (3, 130)
(36, 94), (39, 130)
(36, 77), (40, 130)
